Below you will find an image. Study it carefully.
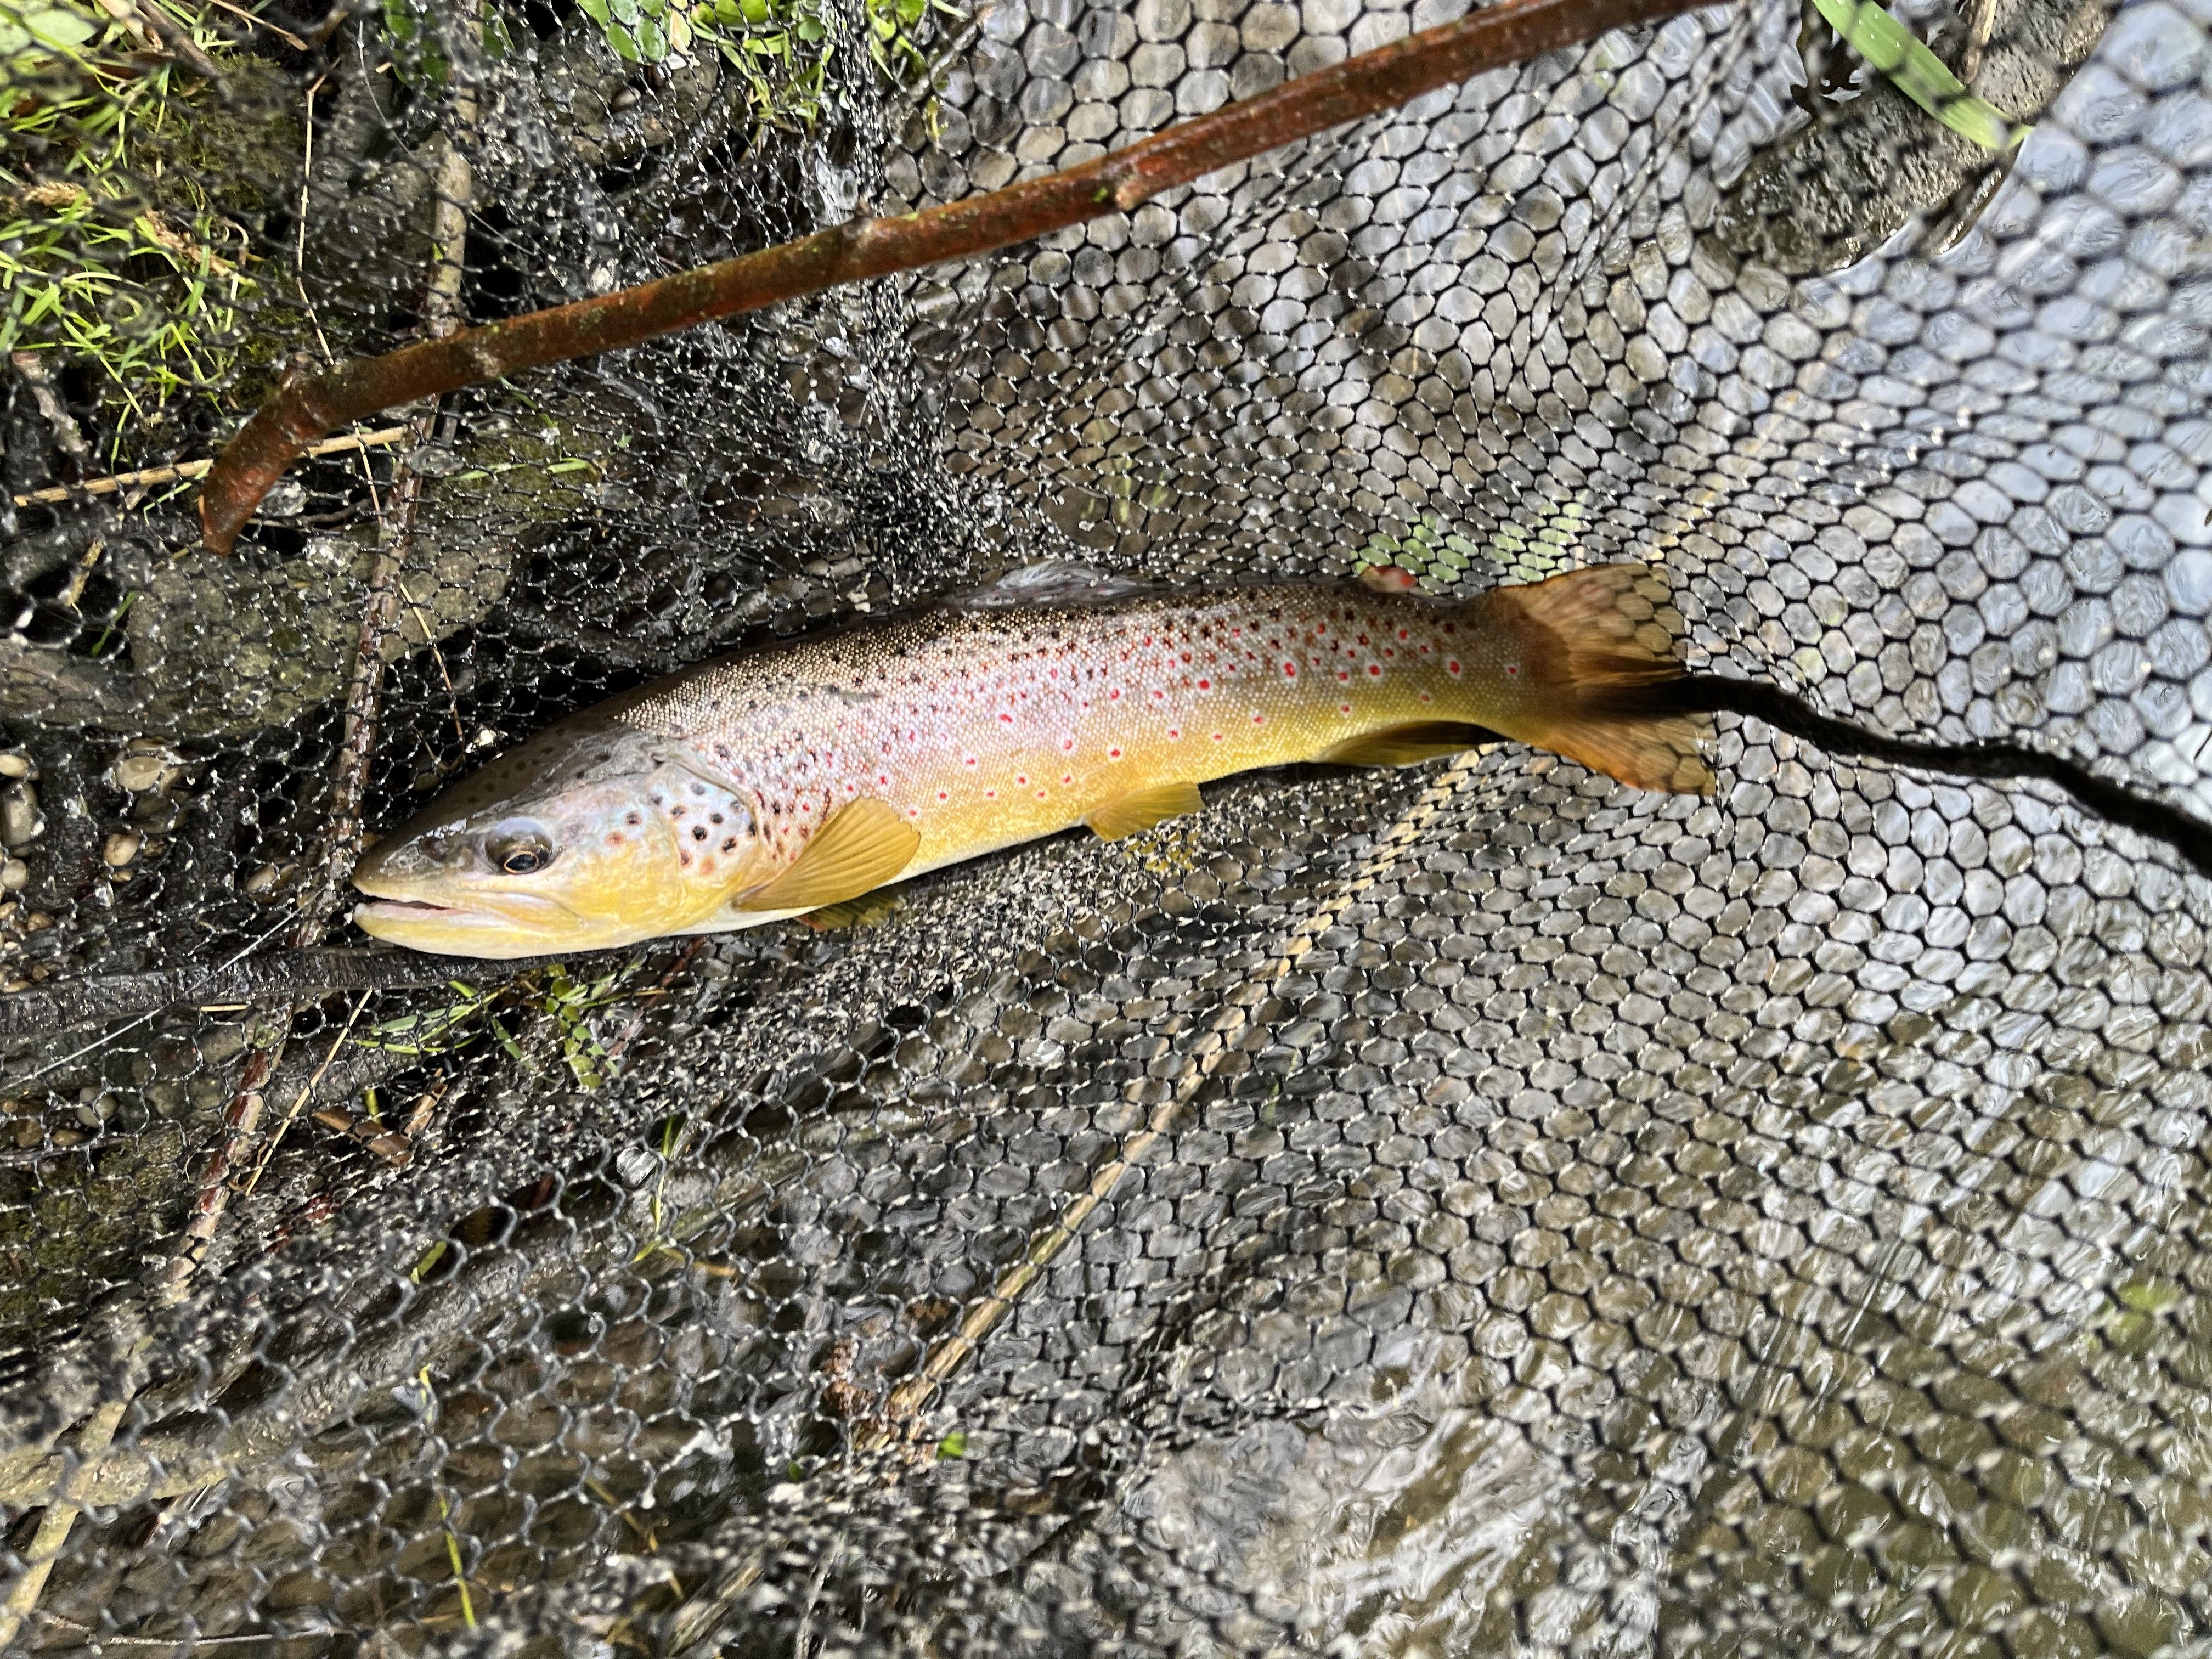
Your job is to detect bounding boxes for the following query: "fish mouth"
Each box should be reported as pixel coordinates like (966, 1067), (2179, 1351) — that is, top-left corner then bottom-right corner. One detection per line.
(351, 878), (582, 956)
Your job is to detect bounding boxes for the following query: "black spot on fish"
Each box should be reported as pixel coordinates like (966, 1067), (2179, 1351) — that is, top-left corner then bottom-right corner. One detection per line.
(692, 826), (708, 842)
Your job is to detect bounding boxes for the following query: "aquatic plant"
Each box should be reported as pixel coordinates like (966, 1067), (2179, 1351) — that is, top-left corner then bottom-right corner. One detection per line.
(0, 2), (289, 439)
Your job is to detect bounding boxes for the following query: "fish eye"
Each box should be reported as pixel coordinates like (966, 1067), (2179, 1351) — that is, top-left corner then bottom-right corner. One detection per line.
(486, 820), (555, 877)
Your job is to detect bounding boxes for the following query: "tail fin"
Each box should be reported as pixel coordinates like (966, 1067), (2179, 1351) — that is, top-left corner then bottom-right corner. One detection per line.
(1485, 563), (1714, 795)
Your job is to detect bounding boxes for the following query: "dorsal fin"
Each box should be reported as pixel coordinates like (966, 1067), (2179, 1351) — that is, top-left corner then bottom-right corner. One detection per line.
(733, 799), (920, 912)
(947, 560), (1158, 610)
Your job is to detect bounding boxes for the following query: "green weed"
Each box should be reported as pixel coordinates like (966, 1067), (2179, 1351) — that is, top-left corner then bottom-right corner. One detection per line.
(356, 962), (637, 1088)
(2, 2), (286, 436)
(554, 0), (961, 127)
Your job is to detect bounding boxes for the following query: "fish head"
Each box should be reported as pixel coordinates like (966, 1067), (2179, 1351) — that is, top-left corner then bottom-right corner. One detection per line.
(352, 720), (766, 957)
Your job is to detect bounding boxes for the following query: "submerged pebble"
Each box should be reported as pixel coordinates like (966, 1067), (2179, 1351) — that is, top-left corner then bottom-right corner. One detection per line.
(0, 784), (40, 849)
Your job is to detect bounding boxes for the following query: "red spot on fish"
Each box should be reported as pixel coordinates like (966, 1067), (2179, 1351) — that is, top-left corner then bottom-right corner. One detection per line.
(1252, 713), (1264, 724)
(1062, 737), (1076, 752)
(1506, 663), (1520, 676)
(938, 790), (949, 801)
(1110, 687), (1122, 700)
(1197, 678), (1210, 690)
(1283, 661), (1297, 678)
(1447, 659), (1463, 676)
(1109, 746), (1122, 758)
(1367, 665), (1382, 677)
(1211, 731), (1224, 742)
(1167, 728), (1181, 740)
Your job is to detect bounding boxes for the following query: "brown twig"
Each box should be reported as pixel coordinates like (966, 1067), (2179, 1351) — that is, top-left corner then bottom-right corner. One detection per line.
(9, 427), (410, 509)
(197, 0), (1720, 551)
(92, 0), (228, 80)
(9, 352), (94, 476)
(203, 0), (311, 49)
(159, 1036), (285, 1305)
(1954, 0), (1998, 82)
(312, 1104), (414, 1161)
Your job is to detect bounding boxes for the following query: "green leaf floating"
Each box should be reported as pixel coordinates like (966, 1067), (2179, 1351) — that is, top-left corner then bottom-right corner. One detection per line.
(1813, 0), (2030, 151)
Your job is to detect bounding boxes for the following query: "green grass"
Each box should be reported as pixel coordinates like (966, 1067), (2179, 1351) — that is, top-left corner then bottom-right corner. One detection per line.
(555, 0), (961, 127)
(356, 962), (637, 1090)
(1, 2), (281, 439)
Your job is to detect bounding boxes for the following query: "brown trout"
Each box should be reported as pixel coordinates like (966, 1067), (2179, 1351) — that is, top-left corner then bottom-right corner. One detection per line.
(352, 562), (1712, 956)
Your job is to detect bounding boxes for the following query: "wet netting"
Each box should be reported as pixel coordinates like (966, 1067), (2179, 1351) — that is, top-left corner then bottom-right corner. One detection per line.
(2, 0), (2211, 1647)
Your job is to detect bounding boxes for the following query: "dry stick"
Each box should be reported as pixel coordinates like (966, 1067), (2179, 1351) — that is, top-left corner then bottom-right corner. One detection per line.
(1954, 0), (1999, 82)
(159, 1041), (285, 1305)
(0, 1398), (130, 1650)
(859, 749), (1493, 1447)
(9, 352), (94, 475)
(196, 0), (1720, 550)
(9, 428), (411, 509)
(202, 0), (311, 49)
(91, 0), (227, 78)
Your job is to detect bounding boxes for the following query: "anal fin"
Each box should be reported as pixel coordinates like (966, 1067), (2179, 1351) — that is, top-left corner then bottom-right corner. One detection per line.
(734, 798), (921, 912)
(1086, 781), (1203, 841)
(1316, 721), (1494, 768)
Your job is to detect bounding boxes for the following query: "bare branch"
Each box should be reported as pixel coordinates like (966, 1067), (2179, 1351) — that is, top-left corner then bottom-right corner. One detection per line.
(197, 0), (1722, 551)
(9, 427), (410, 509)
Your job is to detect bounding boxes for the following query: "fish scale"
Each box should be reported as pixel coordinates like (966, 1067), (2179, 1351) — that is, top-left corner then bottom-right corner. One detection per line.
(351, 565), (1712, 957)
(622, 589), (1493, 882)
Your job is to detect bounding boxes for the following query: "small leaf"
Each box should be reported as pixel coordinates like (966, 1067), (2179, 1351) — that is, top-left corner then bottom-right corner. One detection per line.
(1812, 0), (2027, 151)
(937, 1430), (968, 1458)
(607, 19), (640, 58)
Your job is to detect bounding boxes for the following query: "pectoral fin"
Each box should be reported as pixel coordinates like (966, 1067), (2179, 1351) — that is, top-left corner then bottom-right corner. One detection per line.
(1316, 722), (1494, 767)
(734, 798), (921, 912)
(1086, 781), (1204, 841)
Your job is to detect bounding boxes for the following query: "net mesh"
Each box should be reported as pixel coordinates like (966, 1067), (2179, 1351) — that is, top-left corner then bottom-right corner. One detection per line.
(3, 0), (2210, 1649)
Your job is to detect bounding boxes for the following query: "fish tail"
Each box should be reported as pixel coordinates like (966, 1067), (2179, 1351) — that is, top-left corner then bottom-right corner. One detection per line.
(1480, 563), (1715, 795)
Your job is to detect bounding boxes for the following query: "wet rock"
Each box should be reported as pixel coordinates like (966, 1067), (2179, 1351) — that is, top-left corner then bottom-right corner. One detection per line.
(110, 740), (186, 795)
(101, 833), (140, 869)
(0, 784), (39, 849)
(1717, 0), (2109, 273)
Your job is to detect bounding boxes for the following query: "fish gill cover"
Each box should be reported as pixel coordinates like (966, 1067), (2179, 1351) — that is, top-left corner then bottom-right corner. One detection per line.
(0, 0), (2209, 1650)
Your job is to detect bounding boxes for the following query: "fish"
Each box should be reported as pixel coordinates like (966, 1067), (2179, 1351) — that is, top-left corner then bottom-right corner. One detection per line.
(351, 561), (1713, 957)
